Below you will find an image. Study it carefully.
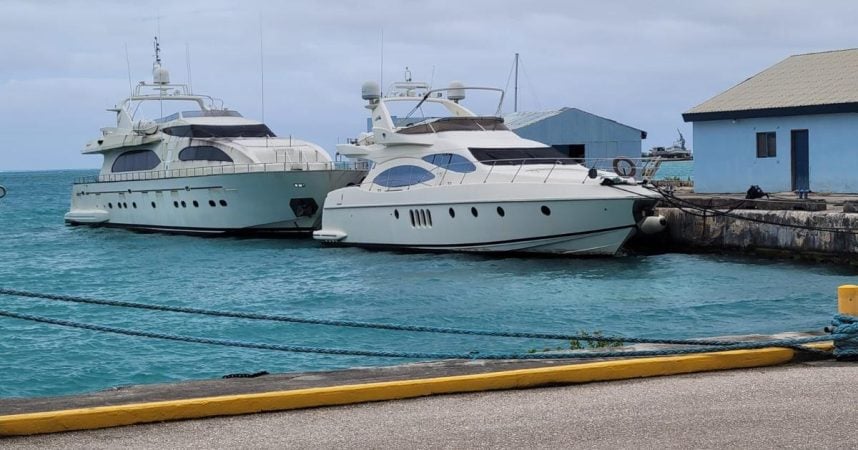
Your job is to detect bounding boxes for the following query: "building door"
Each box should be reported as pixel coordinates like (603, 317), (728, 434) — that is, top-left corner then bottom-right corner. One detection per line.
(791, 130), (809, 191)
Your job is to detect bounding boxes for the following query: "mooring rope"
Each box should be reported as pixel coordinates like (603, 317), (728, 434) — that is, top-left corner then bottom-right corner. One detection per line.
(0, 309), (835, 359)
(829, 314), (858, 360)
(0, 287), (761, 347)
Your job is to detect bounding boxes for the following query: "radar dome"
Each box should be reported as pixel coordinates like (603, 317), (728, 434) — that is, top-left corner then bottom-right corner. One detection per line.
(361, 81), (381, 101)
(448, 81), (465, 102)
(153, 65), (170, 85)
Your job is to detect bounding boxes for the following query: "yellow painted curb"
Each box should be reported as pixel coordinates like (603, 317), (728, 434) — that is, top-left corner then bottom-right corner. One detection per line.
(0, 346), (808, 436)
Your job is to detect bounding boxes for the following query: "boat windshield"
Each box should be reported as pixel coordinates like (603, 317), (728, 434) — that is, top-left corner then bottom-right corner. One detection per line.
(468, 147), (570, 165)
(154, 110), (243, 124)
(162, 124), (276, 138)
(398, 117), (508, 135)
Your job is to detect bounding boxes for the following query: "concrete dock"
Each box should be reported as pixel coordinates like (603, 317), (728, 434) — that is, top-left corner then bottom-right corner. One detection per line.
(632, 188), (858, 262)
(0, 331), (833, 438)
(3, 361), (856, 449)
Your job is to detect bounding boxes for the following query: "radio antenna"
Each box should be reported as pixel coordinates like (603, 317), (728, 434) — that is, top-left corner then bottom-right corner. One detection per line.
(259, 13), (265, 123)
(124, 43), (133, 97)
(185, 42), (193, 94)
(379, 27), (384, 96)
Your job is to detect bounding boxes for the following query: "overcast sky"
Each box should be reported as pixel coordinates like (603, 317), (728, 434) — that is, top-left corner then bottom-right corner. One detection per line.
(2, 0), (857, 171)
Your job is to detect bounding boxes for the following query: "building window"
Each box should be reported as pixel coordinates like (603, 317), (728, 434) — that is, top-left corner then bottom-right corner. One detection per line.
(756, 132), (776, 158)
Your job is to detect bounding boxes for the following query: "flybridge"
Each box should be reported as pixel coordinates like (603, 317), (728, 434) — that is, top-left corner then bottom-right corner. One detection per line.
(359, 73), (506, 135)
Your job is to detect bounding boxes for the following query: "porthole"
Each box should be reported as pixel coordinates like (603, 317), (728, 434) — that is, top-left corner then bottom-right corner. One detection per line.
(173, 201), (179, 208)
(181, 201), (187, 208)
(471, 207), (478, 217)
(219, 199), (228, 207)
(541, 205), (551, 216)
(394, 209), (399, 219)
(123, 202), (128, 209)
(151, 202), (156, 208)
(409, 209), (416, 227)
(193, 200), (199, 207)
(108, 202), (113, 209)
(209, 200), (216, 207)
(497, 206), (505, 217)
(132, 202), (137, 209)
(117, 203), (122, 209)
(449, 208), (455, 218)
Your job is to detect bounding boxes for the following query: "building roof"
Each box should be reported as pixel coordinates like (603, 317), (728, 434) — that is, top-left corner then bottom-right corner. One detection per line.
(504, 107), (646, 138)
(502, 109), (566, 129)
(683, 48), (858, 122)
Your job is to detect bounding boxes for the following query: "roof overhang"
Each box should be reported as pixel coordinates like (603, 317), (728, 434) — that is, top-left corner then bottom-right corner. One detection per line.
(683, 102), (858, 122)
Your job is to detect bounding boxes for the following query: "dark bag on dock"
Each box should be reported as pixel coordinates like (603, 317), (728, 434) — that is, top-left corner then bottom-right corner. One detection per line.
(745, 185), (769, 199)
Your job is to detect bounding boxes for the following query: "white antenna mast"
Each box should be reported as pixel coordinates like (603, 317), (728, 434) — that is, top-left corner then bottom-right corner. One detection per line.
(379, 27), (384, 96)
(185, 42), (193, 94)
(259, 13), (265, 124)
(124, 43), (133, 97)
(514, 52), (519, 113)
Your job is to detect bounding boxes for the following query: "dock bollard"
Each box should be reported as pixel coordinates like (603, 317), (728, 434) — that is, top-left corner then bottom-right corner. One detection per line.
(834, 285), (858, 361)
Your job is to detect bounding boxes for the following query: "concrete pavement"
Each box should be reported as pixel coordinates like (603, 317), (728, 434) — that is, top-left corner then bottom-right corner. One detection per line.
(4, 361), (856, 449)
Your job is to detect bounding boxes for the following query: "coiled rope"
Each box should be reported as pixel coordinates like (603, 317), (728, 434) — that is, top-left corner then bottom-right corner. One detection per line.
(829, 314), (858, 360)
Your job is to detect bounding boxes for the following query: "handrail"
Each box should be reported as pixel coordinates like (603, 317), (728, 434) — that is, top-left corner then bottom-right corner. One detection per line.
(73, 160), (370, 185)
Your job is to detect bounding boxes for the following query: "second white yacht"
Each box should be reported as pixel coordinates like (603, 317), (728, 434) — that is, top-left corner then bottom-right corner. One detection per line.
(314, 78), (664, 255)
(65, 39), (367, 235)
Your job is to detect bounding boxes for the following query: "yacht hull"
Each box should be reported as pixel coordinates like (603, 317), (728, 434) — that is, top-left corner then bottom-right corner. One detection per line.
(66, 170), (365, 235)
(314, 184), (658, 255)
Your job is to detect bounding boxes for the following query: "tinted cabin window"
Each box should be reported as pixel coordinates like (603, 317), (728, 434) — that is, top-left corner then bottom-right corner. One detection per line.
(162, 124), (276, 138)
(468, 147), (568, 165)
(422, 153), (476, 173)
(373, 165), (435, 188)
(111, 149), (161, 172)
(179, 146), (233, 162)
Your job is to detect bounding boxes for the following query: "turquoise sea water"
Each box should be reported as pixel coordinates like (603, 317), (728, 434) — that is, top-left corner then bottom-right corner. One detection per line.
(0, 169), (855, 399)
(653, 159), (693, 180)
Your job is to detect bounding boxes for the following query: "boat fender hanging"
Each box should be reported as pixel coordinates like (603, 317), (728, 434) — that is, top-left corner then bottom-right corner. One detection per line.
(638, 215), (667, 234)
(612, 157), (636, 177)
(587, 168), (598, 179)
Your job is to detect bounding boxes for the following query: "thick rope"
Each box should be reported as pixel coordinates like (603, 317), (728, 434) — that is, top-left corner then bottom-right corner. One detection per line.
(0, 309), (833, 359)
(830, 314), (858, 360)
(0, 287), (753, 347)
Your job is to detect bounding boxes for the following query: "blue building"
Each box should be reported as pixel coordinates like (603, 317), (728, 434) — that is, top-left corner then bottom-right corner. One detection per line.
(504, 107), (646, 162)
(684, 48), (858, 193)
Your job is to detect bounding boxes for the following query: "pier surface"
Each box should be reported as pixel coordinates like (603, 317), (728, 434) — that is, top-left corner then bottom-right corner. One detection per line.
(645, 189), (858, 261)
(4, 361), (856, 449)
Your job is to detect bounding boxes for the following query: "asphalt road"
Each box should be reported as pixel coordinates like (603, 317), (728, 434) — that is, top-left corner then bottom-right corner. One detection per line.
(4, 361), (857, 449)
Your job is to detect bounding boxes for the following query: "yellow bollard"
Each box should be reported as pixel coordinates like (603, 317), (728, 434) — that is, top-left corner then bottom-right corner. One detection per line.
(838, 285), (858, 316)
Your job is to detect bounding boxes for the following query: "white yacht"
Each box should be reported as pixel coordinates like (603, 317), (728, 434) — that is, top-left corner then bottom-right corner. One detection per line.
(65, 40), (366, 235)
(313, 78), (664, 255)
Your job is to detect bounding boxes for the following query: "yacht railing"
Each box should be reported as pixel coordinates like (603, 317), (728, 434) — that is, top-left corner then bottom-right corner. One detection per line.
(363, 156), (662, 192)
(73, 161), (370, 185)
